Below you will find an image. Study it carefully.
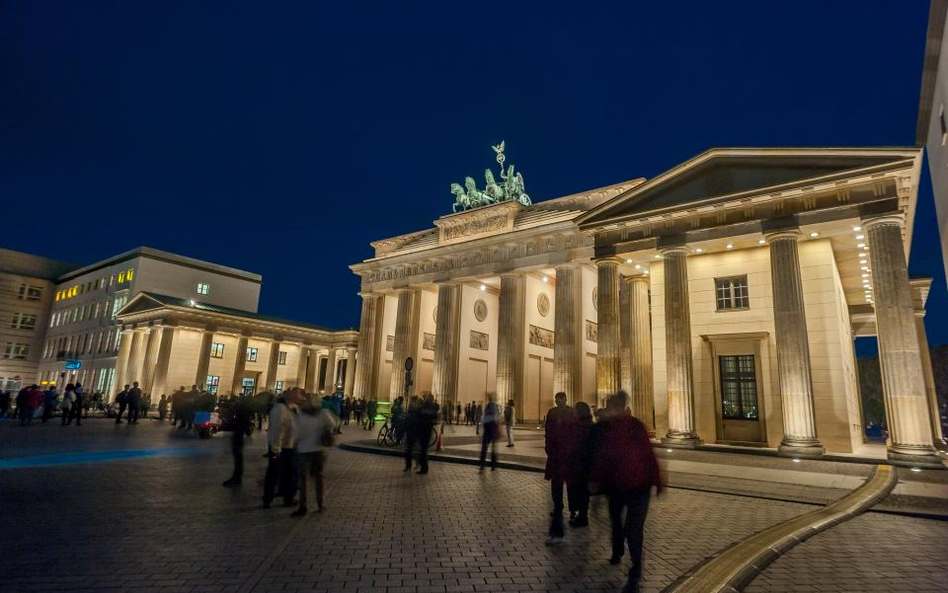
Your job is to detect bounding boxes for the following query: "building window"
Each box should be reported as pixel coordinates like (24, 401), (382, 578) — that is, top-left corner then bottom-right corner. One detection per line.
(3, 343), (30, 360)
(126, 268), (134, 281)
(11, 313), (37, 330)
(275, 380), (284, 394)
(246, 347), (258, 362)
(17, 284), (43, 301)
(118, 271), (125, 283)
(715, 276), (749, 311)
(210, 343), (225, 358)
(278, 351), (287, 365)
(197, 282), (210, 295)
(719, 354), (758, 420)
(205, 375), (220, 394)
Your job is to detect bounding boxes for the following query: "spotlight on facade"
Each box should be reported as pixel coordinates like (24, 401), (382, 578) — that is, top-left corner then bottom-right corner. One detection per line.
(857, 243), (865, 248)
(725, 243), (733, 249)
(758, 239), (766, 244)
(189, 299), (196, 306)
(634, 264), (641, 269)
(542, 276), (548, 283)
(665, 448), (673, 453)
(810, 232), (819, 237)
(910, 467), (922, 472)
(479, 284), (486, 292)
(856, 235), (864, 240)
(792, 458), (801, 463)
(695, 248), (704, 253)
(654, 254), (661, 259)
(853, 226), (862, 231)
(626, 259), (633, 264)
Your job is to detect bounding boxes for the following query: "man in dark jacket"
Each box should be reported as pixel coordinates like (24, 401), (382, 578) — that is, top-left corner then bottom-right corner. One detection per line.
(403, 395), (422, 472)
(590, 391), (662, 593)
(115, 385), (129, 424)
(223, 395), (253, 487)
(416, 393), (439, 474)
(544, 392), (576, 545)
(126, 382), (142, 424)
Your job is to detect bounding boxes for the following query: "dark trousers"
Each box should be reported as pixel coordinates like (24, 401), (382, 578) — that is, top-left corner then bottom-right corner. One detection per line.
(19, 406), (33, 425)
(127, 404), (139, 424)
(479, 422), (497, 469)
(567, 479), (589, 516)
(61, 405), (71, 425)
(550, 478), (566, 537)
(404, 427), (421, 470)
(607, 487), (651, 586)
(298, 451), (325, 510)
(264, 448), (298, 505)
(230, 431), (245, 481)
(116, 403), (127, 423)
(72, 398), (83, 425)
(42, 403), (54, 422)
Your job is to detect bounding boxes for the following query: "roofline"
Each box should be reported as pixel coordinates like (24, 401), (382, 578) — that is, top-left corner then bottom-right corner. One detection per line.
(0, 248), (80, 279)
(576, 147), (923, 227)
(57, 246), (263, 284)
(917, 0), (948, 145)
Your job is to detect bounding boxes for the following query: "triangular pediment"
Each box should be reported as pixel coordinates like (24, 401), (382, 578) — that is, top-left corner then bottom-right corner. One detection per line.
(577, 148), (918, 227)
(115, 292), (167, 317)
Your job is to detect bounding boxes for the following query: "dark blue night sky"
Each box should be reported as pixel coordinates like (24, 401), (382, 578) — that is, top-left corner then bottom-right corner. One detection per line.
(2, 1), (945, 354)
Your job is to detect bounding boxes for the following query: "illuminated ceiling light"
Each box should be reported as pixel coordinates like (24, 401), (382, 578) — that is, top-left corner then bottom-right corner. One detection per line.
(541, 276), (548, 283)
(853, 225), (862, 231)
(758, 239), (766, 244)
(792, 458), (802, 463)
(695, 248), (704, 253)
(634, 264), (641, 269)
(810, 232), (819, 237)
(857, 243), (865, 248)
(910, 467), (922, 472)
(626, 259), (633, 264)
(643, 270), (649, 275)
(725, 243), (733, 249)
(862, 273), (869, 278)
(860, 266), (868, 271)
(479, 284), (486, 292)
(859, 259), (867, 264)
(855, 235), (864, 240)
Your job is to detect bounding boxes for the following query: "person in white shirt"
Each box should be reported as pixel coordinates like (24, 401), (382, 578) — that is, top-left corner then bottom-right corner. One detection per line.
(292, 400), (339, 517)
(263, 388), (302, 509)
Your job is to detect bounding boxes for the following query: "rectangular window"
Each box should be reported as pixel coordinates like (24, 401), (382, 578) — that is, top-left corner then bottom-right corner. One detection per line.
(246, 347), (258, 362)
(118, 271), (125, 283)
(205, 375), (220, 394)
(3, 343), (30, 360)
(210, 343), (225, 358)
(126, 268), (134, 281)
(715, 275), (749, 311)
(197, 282), (210, 295)
(719, 354), (758, 420)
(11, 313), (37, 330)
(278, 350), (287, 365)
(275, 380), (284, 394)
(18, 284), (43, 301)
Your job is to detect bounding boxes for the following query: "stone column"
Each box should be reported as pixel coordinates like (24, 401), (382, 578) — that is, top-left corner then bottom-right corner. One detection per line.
(125, 328), (147, 387)
(193, 330), (215, 390)
(596, 258), (621, 405)
(230, 335), (249, 396)
(661, 247), (701, 447)
(305, 349), (319, 393)
(140, 325), (163, 395)
(915, 315), (944, 448)
(768, 230), (824, 457)
(553, 263), (583, 403)
(150, 326), (176, 397)
(628, 275), (654, 430)
(865, 215), (940, 466)
(432, 282), (461, 406)
(324, 347), (337, 392)
(353, 294), (380, 400)
(265, 339), (282, 391)
(496, 273), (525, 412)
(344, 346), (357, 396)
(295, 344), (309, 389)
(388, 289), (417, 399)
(112, 327), (134, 398)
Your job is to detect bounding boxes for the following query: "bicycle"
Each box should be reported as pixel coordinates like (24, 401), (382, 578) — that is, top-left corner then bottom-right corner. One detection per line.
(377, 416), (438, 448)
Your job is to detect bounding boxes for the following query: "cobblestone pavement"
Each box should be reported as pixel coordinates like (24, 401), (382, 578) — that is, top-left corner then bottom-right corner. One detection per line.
(1, 420), (946, 593)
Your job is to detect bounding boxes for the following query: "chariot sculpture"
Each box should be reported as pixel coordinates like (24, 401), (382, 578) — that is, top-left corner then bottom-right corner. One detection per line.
(451, 141), (532, 212)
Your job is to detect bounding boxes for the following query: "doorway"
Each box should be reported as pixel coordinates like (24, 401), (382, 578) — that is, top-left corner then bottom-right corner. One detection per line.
(717, 354), (761, 442)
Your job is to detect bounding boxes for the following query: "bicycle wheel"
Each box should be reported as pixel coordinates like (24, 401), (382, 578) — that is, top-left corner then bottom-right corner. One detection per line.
(376, 424), (389, 446)
(427, 431), (438, 449)
(386, 426), (399, 446)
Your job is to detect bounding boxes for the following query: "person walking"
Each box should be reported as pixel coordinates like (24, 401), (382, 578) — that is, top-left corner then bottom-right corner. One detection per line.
(223, 394), (254, 487)
(60, 384), (75, 426)
(42, 385), (58, 423)
(544, 391), (576, 545)
(474, 402), (483, 435)
(455, 401), (462, 425)
(0, 390), (10, 418)
(293, 402), (338, 516)
(366, 398), (378, 430)
(590, 392), (662, 593)
(478, 393), (500, 471)
(417, 393), (439, 474)
(263, 387), (302, 508)
(126, 382), (142, 424)
(504, 400), (515, 447)
(567, 401), (594, 528)
(157, 395), (168, 421)
(115, 385), (130, 424)
(403, 395), (422, 472)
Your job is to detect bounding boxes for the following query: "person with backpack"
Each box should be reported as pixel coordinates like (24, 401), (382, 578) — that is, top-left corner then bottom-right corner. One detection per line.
(293, 400), (338, 516)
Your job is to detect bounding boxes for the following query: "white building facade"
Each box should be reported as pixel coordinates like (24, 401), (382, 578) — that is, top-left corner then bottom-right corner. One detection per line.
(351, 148), (943, 467)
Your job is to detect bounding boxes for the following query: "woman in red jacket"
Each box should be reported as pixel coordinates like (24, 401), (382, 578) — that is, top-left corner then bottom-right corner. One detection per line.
(590, 391), (662, 593)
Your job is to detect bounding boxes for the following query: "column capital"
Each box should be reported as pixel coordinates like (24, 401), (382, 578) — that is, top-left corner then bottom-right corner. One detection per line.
(595, 256), (623, 266)
(659, 245), (691, 257)
(764, 229), (802, 243)
(862, 213), (905, 230)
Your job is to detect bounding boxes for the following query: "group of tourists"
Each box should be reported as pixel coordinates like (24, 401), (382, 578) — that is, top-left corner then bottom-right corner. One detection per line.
(1, 383), (102, 426)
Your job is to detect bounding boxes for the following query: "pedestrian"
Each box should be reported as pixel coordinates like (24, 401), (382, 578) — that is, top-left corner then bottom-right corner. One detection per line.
(464, 402), (472, 425)
(353, 397), (363, 427)
(504, 399), (515, 447)
(126, 382), (142, 424)
(478, 393), (500, 472)
(16, 386), (31, 425)
(263, 387), (302, 508)
(141, 394), (151, 419)
(403, 395), (422, 472)
(568, 401), (594, 528)
(590, 392), (663, 593)
(330, 389), (343, 434)
(42, 384), (58, 422)
(366, 398), (378, 430)
(474, 401), (483, 435)
(415, 393), (438, 474)
(544, 391), (576, 545)
(223, 394), (253, 487)
(115, 385), (129, 424)
(0, 390), (10, 418)
(157, 395), (168, 421)
(455, 401), (461, 425)
(72, 383), (85, 425)
(60, 384), (75, 426)
(293, 401), (338, 516)
(26, 385), (43, 425)
(184, 384), (200, 429)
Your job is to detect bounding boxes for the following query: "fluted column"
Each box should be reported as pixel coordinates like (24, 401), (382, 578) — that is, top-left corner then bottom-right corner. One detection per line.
(661, 247), (700, 447)
(323, 347), (337, 392)
(151, 326), (176, 398)
(125, 328), (147, 387)
(140, 325), (163, 395)
(768, 230), (823, 457)
(865, 215), (940, 466)
(112, 328), (134, 399)
(295, 344), (309, 389)
(230, 335), (249, 396)
(628, 275), (654, 430)
(496, 273), (525, 410)
(353, 294), (381, 400)
(388, 289), (417, 399)
(305, 349), (319, 392)
(596, 258), (621, 405)
(344, 346), (357, 396)
(265, 339), (282, 391)
(915, 315), (944, 448)
(553, 263), (582, 403)
(432, 282), (461, 406)
(194, 330), (215, 389)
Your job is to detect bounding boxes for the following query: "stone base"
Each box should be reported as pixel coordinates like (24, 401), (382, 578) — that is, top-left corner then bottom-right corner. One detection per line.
(661, 433), (703, 449)
(887, 448), (946, 470)
(777, 441), (824, 459)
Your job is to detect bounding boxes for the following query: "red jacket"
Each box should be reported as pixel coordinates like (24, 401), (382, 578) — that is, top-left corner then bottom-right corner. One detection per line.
(591, 413), (662, 493)
(544, 405), (576, 482)
(28, 388), (44, 408)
